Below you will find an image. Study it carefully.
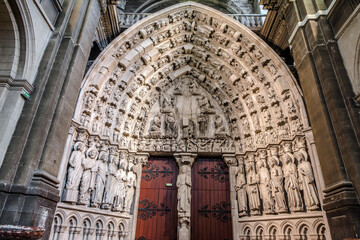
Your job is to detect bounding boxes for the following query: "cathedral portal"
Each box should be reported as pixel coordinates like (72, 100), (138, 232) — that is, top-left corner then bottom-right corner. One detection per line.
(51, 2), (328, 240)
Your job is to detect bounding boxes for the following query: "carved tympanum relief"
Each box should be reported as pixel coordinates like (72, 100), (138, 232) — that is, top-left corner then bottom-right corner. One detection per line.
(54, 3), (326, 240)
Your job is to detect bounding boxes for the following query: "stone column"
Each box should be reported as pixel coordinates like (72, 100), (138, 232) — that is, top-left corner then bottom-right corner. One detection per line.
(129, 152), (149, 240)
(174, 153), (197, 240)
(223, 154), (238, 240)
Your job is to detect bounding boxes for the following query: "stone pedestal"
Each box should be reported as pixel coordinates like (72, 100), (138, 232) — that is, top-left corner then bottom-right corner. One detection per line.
(0, 225), (45, 240)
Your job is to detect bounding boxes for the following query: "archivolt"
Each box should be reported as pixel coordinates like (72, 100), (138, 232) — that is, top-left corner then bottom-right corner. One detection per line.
(74, 2), (308, 154)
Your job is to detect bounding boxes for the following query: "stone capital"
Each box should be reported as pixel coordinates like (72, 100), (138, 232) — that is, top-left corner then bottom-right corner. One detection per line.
(135, 152), (150, 166)
(174, 153), (197, 167)
(222, 154), (237, 167)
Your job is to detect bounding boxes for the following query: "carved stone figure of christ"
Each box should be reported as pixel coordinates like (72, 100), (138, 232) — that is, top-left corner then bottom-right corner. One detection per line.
(177, 165), (192, 214)
(295, 152), (320, 210)
(78, 147), (98, 205)
(90, 148), (109, 207)
(63, 142), (86, 202)
(282, 153), (304, 212)
(235, 164), (248, 216)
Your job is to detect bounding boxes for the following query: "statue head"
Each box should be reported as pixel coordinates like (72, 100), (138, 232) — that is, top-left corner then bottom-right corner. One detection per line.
(180, 165), (191, 174)
(87, 148), (98, 159)
(75, 142), (85, 152)
(281, 154), (292, 164)
(270, 146), (278, 156)
(294, 152), (305, 162)
(269, 156), (278, 167)
(99, 151), (109, 162)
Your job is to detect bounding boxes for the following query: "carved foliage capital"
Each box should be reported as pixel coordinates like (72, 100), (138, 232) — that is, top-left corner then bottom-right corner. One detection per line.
(174, 153), (197, 167)
(135, 153), (150, 166)
(223, 154), (237, 167)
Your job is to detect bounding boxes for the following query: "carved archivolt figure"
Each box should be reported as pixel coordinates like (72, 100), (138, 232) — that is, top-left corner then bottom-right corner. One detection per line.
(91, 148), (109, 207)
(63, 142), (86, 202)
(268, 149), (288, 213)
(84, 93), (95, 109)
(124, 163), (137, 212)
(235, 164), (248, 216)
(80, 113), (90, 128)
(78, 147), (98, 205)
(295, 152), (320, 210)
(257, 159), (275, 214)
(282, 153), (304, 212)
(177, 165), (192, 214)
(245, 157), (261, 215)
(102, 151), (119, 209)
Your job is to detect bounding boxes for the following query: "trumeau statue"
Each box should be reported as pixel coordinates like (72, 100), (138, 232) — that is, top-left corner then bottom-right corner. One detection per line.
(268, 147), (288, 213)
(102, 148), (119, 209)
(245, 154), (261, 215)
(256, 155), (275, 214)
(91, 145), (109, 207)
(235, 162), (248, 216)
(282, 152), (304, 212)
(63, 142), (86, 202)
(124, 163), (137, 213)
(295, 152), (320, 210)
(78, 146), (98, 205)
(177, 165), (192, 214)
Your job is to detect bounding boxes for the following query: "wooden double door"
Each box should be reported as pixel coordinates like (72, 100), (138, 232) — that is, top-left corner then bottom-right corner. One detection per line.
(191, 158), (233, 240)
(135, 157), (232, 240)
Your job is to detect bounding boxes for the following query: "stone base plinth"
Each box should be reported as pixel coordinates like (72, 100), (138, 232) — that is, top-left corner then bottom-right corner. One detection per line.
(0, 225), (44, 240)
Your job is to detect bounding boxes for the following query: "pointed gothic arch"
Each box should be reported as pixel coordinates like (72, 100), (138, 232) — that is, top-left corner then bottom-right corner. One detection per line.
(54, 2), (327, 240)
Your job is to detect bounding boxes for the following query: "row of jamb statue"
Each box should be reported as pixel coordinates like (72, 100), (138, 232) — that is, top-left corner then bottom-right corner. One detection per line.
(62, 141), (139, 213)
(235, 146), (320, 217)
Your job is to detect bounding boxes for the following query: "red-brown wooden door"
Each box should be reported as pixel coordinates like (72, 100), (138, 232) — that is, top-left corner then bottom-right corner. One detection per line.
(191, 158), (233, 240)
(135, 157), (178, 240)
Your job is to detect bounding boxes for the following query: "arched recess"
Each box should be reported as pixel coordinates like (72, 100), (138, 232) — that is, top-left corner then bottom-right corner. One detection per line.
(56, 2), (327, 240)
